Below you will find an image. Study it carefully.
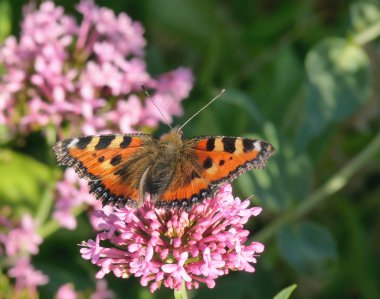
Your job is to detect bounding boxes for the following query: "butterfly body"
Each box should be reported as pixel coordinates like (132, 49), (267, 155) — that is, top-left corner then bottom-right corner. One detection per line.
(54, 127), (275, 210)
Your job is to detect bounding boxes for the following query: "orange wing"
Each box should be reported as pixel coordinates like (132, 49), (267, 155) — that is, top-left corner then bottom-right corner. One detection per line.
(157, 136), (275, 210)
(53, 134), (157, 207)
(191, 136), (275, 185)
(156, 157), (211, 210)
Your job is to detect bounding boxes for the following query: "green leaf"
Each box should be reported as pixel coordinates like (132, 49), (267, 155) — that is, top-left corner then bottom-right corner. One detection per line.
(147, 0), (215, 43)
(0, 274), (13, 299)
(238, 131), (313, 212)
(222, 88), (264, 128)
(0, 150), (53, 210)
(0, 0), (11, 42)
(350, 1), (380, 33)
(276, 221), (337, 275)
(261, 46), (304, 127)
(273, 284), (297, 299)
(297, 38), (370, 150)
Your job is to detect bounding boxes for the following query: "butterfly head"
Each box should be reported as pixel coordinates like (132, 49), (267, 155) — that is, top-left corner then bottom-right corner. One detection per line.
(159, 127), (184, 150)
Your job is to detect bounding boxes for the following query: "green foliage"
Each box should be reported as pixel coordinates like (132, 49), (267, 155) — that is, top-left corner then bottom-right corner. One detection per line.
(350, 2), (380, 33)
(0, 0), (11, 42)
(1, 1), (380, 299)
(277, 222), (337, 275)
(274, 284), (297, 299)
(0, 150), (53, 211)
(297, 38), (370, 150)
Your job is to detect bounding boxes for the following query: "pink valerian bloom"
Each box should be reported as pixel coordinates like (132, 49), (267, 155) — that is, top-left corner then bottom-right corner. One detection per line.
(103, 94), (143, 133)
(55, 280), (113, 299)
(90, 280), (114, 299)
(0, 0), (193, 136)
(56, 284), (77, 299)
(54, 168), (102, 230)
(54, 168), (115, 230)
(76, 0), (145, 57)
(8, 257), (49, 290)
(0, 214), (49, 295)
(142, 68), (194, 126)
(0, 214), (42, 257)
(80, 184), (264, 292)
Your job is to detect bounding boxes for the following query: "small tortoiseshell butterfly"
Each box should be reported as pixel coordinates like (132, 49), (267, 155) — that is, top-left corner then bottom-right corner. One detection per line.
(53, 91), (275, 210)
(54, 128), (275, 210)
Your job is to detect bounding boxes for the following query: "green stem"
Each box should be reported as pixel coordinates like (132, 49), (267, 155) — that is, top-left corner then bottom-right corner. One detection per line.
(38, 205), (85, 238)
(256, 132), (380, 242)
(35, 180), (55, 226)
(353, 20), (380, 46)
(174, 281), (189, 299)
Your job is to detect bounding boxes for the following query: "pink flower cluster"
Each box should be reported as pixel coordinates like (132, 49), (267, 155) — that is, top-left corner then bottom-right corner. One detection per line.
(0, 0), (193, 136)
(0, 215), (49, 293)
(0, 0), (196, 231)
(54, 168), (114, 230)
(80, 185), (264, 292)
(54, 168), (100, 230)
(56, 280), (114, 299)
(0, 212), (115, 298)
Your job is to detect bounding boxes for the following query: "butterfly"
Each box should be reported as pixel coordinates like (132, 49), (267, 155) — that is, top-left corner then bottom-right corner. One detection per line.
(53, 127), (275, 211)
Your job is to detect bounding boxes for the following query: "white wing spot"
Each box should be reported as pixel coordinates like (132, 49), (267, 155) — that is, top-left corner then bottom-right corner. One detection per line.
(68, 138), (79, 148)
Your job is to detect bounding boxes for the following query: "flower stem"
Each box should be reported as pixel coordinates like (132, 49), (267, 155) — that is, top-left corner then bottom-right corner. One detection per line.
(256, 132), (380, 242)
(352, 20), (380, 46)
(174, 281), (189, 299)
(38, 205), (85, 238)
(35, 180), (56, 226)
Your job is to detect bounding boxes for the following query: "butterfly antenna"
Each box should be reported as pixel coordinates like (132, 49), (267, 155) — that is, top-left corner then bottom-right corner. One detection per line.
(179, 89), (226, 131)
(141, 85), (173, 130)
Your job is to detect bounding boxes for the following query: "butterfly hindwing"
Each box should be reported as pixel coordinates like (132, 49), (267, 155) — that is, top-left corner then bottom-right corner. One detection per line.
(156, 155), (210, 210)
(53, 133), (157, 207)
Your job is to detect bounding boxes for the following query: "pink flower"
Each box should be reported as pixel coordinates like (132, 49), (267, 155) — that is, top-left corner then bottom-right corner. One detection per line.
(199, 247), (225, 278)
(76, 0), (145, 56)
(142, 68), (194, 126)
(1, 214), (42, 257)
(80, 184), (264, 292)
(56, 284), (77, 299)
(90, 280), (114, 299)
(8, 257), (49, 290)
(0, 0), (193, 136)
(104, 94), (143, 133)
(54, 168), (100, 230)
(162, 252), (192, 287)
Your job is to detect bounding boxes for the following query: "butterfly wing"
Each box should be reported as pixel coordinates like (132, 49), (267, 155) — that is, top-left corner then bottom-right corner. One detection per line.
(154, 152), (210, 210)
(191, 136), (275, 184)
(157, 136), (275, 209)
(53, 134), (157, 207)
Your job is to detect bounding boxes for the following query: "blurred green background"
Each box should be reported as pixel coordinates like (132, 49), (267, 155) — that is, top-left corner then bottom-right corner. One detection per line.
(1, 0), (380, 298)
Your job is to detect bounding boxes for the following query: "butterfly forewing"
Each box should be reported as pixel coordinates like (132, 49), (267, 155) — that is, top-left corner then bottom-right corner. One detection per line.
(54, 133), (157, 207)
(189, 136), (275, 186)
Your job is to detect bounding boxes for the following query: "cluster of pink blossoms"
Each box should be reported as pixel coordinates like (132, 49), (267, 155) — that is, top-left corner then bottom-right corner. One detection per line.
(0, 214), (114, 299)
(54, 168), (101, 230)
(0, 0), (266, 295)
(0, 213), (114, 298)
(0, 0), (193, 136)
(0, 0), (193, 230)
(0, 214), (48, 295)
(80, 185), (265, 292)
(56, 280), (114, 299)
